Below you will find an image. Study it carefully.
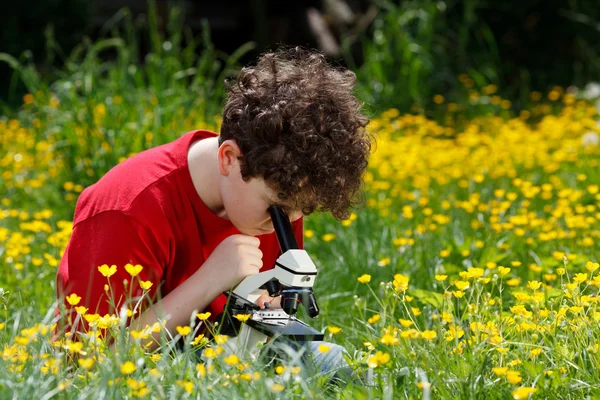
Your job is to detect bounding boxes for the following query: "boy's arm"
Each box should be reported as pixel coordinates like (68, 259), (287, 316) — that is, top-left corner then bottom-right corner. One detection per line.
(56, 211), (166, 334)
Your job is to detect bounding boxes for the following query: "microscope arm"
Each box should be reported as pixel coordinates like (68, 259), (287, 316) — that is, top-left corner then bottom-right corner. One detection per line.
(232, 269), (278, 301)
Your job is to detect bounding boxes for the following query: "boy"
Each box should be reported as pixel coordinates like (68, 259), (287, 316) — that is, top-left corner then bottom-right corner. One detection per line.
(56, 47), (372, 373)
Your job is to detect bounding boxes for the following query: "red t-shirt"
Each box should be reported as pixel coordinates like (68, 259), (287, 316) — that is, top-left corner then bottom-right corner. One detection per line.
(56, 129), (303, 332)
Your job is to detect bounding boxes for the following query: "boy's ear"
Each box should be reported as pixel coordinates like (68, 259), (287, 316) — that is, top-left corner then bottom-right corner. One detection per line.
(217, 139), (243, 177)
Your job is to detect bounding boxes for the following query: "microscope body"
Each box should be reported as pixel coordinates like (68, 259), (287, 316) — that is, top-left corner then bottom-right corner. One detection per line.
(219, 207), (323, 358)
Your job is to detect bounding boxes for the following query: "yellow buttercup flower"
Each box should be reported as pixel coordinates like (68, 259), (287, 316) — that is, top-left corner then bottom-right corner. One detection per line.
(234, 314), (251, 322)
(367, 351), (390, 368)
(98, 264), (117, 277)
(121, 361), (136, 375)
(75, 306), (88, 315)
(421, 330), (437, 340)
(317, 344), (331, 353)
(455, 280), (470, 290)
(357, 274), (372, 283)
(586, 261), (599, 272)
(125, 263), (143, 277)
(139, 280), (153, 290)
(223, 354), (239, 366)
(65, 293), (81, 305)
(196, 312), (211, 321)
(327, 326), (342, 334)
(322, 233), (336, 242)
(368, 314), (381, 324)
(512, 387), (537, 399)
(176, 326), (191, 336)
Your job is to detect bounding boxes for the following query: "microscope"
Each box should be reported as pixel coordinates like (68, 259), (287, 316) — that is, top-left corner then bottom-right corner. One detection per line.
(218, 206), (324, 357)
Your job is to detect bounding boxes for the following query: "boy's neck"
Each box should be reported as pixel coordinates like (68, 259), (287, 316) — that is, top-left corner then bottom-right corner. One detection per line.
(187, 136), (228, 218)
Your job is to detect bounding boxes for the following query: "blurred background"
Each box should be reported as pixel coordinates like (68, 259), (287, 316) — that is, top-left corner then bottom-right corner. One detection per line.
(3, 0), (600, 113)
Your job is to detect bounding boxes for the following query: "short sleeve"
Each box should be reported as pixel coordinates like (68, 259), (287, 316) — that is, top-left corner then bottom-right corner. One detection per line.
(56, 211), (165, 333)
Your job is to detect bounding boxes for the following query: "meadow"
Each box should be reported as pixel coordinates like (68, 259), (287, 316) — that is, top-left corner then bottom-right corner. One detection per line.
(1, 9), (600, 400)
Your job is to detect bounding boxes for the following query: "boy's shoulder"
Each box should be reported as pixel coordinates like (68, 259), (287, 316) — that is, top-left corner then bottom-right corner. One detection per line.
(73, 130), (217, 225)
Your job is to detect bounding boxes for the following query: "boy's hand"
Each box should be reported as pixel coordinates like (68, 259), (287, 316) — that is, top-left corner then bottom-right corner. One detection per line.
(203, 234), (263, 293)
(256, 291), (282, 309)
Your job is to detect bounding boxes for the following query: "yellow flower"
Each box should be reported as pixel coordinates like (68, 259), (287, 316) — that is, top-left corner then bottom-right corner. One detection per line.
(452, 290), (465, 298)
(440, 249), (451, 257)
(271, 383), (285, 392)
(512, 387), (538, 399)
(214, 335), (228, 344)
(527, 281), (542, 291)
(191, 334), (207, 347)
(378, 257), (391, 267)
(176, 326), (191, 336)
(275, 365), (286, 374)
(557, 268), (565, 275)
(125, 263), (143, 277)
(78, 358), (95, 370)
(393, 274), (410, 292)
(196, 363), (207, 377)
(322, 233), (336, 242)
(498, 267), (511, 276)
(573, 273), (587, 284)
(455, 281), (470, 290)
(121, 361), (136, 375)
(506, 370), (522, 384)
(196, 312), (211, 321)
(98, 264), (117, 278)
(177, 380), (193, 393)
(368, 314), (381, 324)
(467, 267), (484, 279)
(75, 306), (88, 315)
(203, 347), (217, 358)
(357, 274), (372, 283)
(506, 278), (521, 287)
(586, 261), (600, 272)
(486, 262), (497, 269)
(318, 344), (331, 353)
(530, 348), (542, 357)
(367, 351), (390, 368)
(65, 293), (81, 306)
(139, 280), (153, 290)
(234, 314), (251, 322)
(304, 230), (314, 238)
(421, 330), (437, 340)
(398, 318), (414, 328)
(327, 326), (342, 334)
(223, 354), (239, 366)
(435, 274), (448, 281)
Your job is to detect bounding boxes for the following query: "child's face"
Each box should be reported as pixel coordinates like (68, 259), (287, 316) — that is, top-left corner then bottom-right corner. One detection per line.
(218, 140), (302, 236)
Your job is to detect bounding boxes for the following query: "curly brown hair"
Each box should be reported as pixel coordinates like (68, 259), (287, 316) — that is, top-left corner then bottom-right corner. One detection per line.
(219, 47), (372, 220)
